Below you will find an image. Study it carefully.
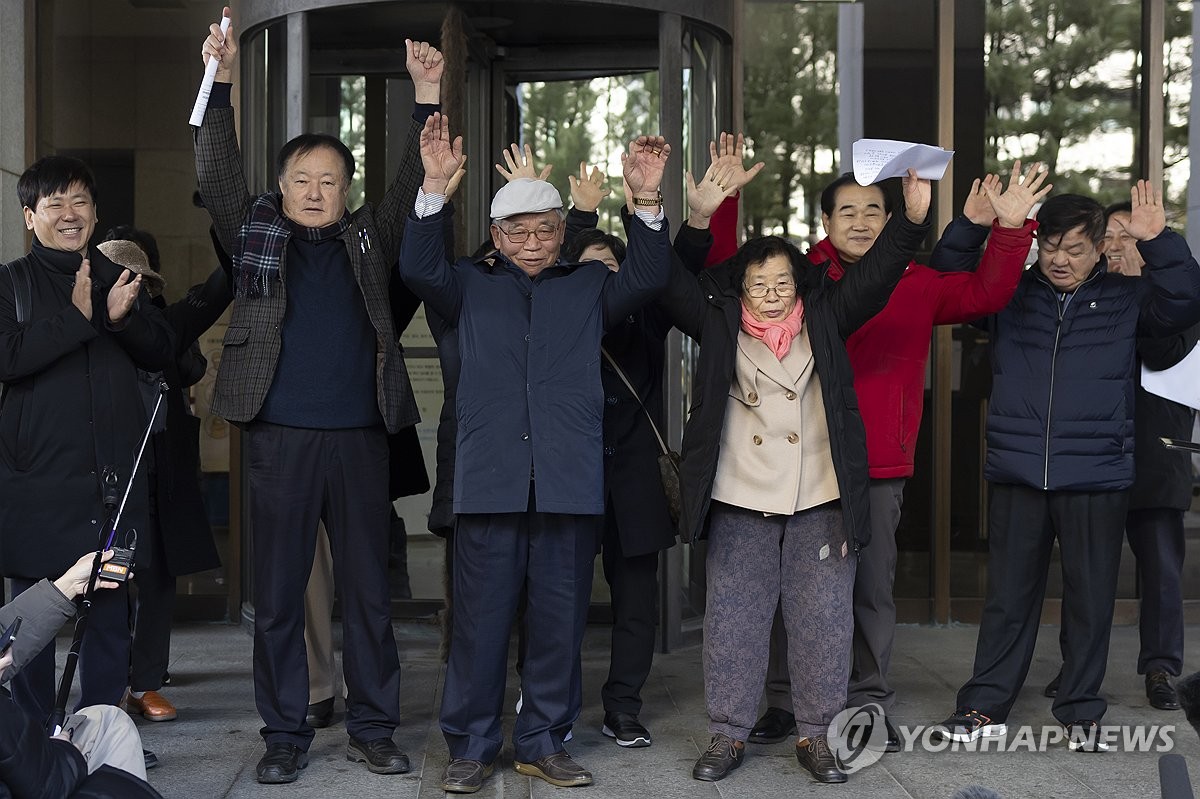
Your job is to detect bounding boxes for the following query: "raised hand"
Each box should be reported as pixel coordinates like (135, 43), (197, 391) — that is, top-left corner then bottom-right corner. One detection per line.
(685, 161), (739, 225)
(72, 260), (92, 322)
(201, 7), (237, 83)
(708, 132), (765, 193)
(622, 136), (671, 201)
(495, 143), (553, 183)
(982, 160), (1052, 229)
(1124, 179), (1167, 241)
(568, 162), (611, 213)
(107, 269), (143, 323)
(901, 169), (932, 224)
(419, 113), (466, 196)
(962, 173), (1003, 226)
(405, 40), (444, 104)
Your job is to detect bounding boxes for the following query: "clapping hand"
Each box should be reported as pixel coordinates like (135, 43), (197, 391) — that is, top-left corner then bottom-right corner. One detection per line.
(901, 169), (932, 224)
(962, 173), (1003, 226)
(107, 270), (143, 324)
(568, 162), (612, 213)
(982, 160), (1052, 229)
(495, 143), (553, 183)
(419, 113), (466, 196)
(1123, 180), (1167, 241)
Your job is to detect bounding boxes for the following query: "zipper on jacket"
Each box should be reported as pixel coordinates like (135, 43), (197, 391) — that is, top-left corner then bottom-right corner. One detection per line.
(1038, 270), (1100, 489)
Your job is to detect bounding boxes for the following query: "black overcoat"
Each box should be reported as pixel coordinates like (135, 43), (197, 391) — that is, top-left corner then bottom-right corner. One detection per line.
(0, 241), (174, 579)
(1130, 323), (1200, 510)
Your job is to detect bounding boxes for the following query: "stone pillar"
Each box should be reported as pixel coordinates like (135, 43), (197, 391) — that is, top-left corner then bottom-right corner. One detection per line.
(0, 0), (28, 261)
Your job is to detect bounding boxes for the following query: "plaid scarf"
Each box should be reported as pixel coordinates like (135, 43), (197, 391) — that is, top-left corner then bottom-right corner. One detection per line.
(234, 194), (351, 298)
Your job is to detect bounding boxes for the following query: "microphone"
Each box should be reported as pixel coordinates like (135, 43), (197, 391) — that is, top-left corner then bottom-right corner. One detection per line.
(1159, 754), (1195, 799)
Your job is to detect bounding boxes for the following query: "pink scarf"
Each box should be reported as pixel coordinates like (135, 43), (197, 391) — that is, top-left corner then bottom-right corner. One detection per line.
(740, 298), (805, 360)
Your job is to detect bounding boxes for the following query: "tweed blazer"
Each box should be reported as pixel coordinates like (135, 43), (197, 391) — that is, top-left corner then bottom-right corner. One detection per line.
(194, 105), (421, 432)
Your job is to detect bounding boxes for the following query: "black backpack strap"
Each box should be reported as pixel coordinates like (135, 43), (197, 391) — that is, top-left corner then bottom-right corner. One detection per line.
(2, 257), (32, 324)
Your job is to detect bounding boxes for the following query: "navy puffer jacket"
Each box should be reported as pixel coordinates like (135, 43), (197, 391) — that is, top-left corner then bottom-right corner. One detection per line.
(985, 229), (1200, 491)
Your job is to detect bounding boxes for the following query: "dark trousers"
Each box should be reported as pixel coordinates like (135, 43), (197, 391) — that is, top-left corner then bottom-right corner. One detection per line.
(10, 577), (130, 723)
(246, 423), (399, 750)
(440, 496), (598, 764)
(129, 513), (176, 692)
(600, 511), (659, 716)
(1126, 508), (1185, 676)
(957, 484), (1126, 725)
(764, 479), (905, 715)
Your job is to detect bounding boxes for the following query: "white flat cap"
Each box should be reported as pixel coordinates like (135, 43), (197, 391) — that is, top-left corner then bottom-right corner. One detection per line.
(490, 178), (563, 220)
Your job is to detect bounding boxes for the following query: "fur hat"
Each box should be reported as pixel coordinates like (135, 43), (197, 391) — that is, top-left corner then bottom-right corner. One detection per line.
(97, 239), (166, 296)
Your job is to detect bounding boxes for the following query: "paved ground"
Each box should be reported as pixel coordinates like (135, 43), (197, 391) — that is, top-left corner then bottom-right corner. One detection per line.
(65, 621), (1200, 798)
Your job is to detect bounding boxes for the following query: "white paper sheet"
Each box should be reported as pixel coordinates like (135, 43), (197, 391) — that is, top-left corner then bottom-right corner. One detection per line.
(1141, 341), (1200, 410)
(852, 139), (954, 185)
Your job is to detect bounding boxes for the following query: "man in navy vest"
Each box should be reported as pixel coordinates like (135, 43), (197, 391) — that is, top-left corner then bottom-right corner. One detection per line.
(933, 182), (1200, 753)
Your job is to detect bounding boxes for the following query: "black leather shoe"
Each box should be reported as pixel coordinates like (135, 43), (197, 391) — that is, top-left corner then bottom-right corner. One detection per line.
(749, 707), (796, 744)
(306, 696), (335, 728)
(143, 749), (159, 770)
(884, 717), (901, 753)
(692, 734), (745, 781)
(256, 743), (308, 784)
(601, 711), (652, 747)
(1147, 671), (1181, 710)
(442, 758), (494, 793)
(346, 736), (410, 774)
(1044, 670), (1062, 698)
(796, 735), (847, 783)
(514, 751), (593, 787)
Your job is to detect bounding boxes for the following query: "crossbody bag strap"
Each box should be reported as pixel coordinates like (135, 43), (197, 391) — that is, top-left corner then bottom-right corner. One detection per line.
(3, 258), (31, 324)
(600, 346), (671, 457)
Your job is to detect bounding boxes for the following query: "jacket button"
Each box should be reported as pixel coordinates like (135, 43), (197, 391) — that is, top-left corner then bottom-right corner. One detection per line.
(787, 433), (799, 444)
(785, 391), (797, 401)
(524, 334), (530, 342)
(521, 433), (529, 441)
(604, 446), (616, 456)
(752, 435), (762, 445)
(606, 396), (618, 405)
(747, 392), (758, 403)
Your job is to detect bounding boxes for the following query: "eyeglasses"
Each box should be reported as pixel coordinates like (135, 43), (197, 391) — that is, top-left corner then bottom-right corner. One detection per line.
(496, 224), (560, 244)
(743, 282), (797, 298)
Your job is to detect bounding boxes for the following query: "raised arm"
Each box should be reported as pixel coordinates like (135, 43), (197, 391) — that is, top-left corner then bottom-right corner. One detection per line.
(929, 161), (1050, 324)
(602, 136), (671, 324)
(1128, 180), (1200, 335)
(398, 113), (466, 322)
(830, 169), (932, 337)
(927, 172), (1003, 273)
(195, 8), (251, 260)
(373, 40), (445, 266)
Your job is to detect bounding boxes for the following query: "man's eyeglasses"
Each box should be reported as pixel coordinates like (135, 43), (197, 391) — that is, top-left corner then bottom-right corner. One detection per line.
(743, 282), (797, 298)
(496, 224), (559, 244)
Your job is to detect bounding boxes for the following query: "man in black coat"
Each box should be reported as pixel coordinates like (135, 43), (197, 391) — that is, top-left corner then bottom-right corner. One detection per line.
(400, 114), (671, 793)
(0, 156), (174, 722)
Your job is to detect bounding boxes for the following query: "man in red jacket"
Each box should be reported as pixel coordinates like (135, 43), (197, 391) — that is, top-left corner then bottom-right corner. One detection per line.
(747, 163), (1049, 751)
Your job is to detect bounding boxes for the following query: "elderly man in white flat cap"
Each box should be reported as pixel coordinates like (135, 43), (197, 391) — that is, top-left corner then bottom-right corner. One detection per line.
(400, 113), (671, 793)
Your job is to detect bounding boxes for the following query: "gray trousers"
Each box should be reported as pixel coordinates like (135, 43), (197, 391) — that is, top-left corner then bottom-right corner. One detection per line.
(766, 479), (905, 714)
(704, 501), (855, 741)
(73, 704), (148, 779)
